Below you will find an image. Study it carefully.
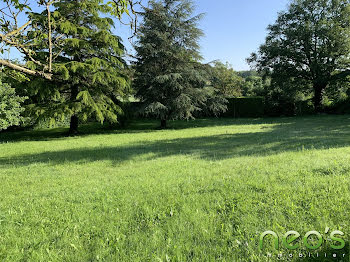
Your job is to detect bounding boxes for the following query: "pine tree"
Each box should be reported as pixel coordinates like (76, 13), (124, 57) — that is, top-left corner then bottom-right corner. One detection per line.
(25, 0), (129, 134)
(134, 0), (226, 128)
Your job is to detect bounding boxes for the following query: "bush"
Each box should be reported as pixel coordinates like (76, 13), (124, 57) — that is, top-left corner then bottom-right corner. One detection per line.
(0, 80), (27, 131)
(325, 97), (350, 115)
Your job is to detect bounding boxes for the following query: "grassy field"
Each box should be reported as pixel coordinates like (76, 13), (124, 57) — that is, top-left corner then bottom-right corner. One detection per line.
(0, 115), (349, 261)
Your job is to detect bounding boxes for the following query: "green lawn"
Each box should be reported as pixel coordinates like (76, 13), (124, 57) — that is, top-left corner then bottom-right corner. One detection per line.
(0, 115), (349, 261)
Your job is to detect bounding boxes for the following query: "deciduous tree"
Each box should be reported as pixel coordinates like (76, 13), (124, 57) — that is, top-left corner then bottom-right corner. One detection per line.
(248, 0), (350, 112)
(210, 61), (244, 97)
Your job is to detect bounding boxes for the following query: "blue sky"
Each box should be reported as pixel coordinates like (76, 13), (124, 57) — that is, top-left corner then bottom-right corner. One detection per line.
(196, 0), (290, 70)
(117, 0), (291, 71)
(3, 0), (291, 71)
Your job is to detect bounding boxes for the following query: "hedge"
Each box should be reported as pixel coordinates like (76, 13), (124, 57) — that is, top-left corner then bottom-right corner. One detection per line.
(121, 97), (265, 120)
(222, 97), (264, 118)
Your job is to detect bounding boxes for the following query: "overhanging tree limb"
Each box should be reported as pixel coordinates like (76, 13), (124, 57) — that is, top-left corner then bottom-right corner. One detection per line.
(2, 20), (32, 38)
(0, 0), (142, 80)
(0, 59), (52, 80)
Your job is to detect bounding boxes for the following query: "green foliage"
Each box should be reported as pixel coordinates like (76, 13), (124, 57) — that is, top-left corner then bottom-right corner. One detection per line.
(326, 97), (350, 114)
(0, 77), (27, 131)
(1, 0), (31, 13)
(240, 75), (265, 97)
(223, 97), (265, 118)
(108, 0), (137, 19)
(249, 0), (350, 112)
(24, 0), (129, 132)
(134, 0), (226, 127)
(325, 75), (350, 103)
(210, 61), (244, 97)
(325, 76), (350, 114)
(263, 78), (314, 116)
(237, 70), (260, 79)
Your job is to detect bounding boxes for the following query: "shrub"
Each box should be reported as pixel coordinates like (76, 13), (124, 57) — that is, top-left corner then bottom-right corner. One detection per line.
(325, 97), (350, 115)
(0, 80), (27, 131)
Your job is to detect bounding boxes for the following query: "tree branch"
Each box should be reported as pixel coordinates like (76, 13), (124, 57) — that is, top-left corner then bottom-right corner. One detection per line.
(46, 1), (53, 73)
(0, 59), (52, 80)
(3, 20), (32, 38)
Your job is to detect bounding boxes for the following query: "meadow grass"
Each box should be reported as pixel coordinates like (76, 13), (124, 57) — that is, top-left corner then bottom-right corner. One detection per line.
(0, 115), (349, 261)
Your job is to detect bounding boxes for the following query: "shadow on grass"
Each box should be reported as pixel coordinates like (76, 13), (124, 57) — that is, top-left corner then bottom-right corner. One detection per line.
(1, 115), (350, 166)
(0, 115), (338, 143)
(0, 117), (284, 143)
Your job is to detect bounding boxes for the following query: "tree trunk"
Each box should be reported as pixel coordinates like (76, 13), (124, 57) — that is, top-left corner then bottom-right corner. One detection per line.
(69, 115), (79, 134)
(160, 119), (167, 129)
(313, 83), (326, 113)
(69, 85), (79, 134)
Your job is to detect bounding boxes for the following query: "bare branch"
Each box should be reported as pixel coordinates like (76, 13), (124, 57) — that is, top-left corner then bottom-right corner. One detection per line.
(0, 59), (52, 80)
(3, 20), (32, 38)
(46, 1), (53, 72)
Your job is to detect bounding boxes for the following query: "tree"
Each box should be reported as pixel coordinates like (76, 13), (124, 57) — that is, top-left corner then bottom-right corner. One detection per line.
(240, 75), (266, 97)
(210, 61), (244, 97)
(134, 0), (226, 128)
(248, 0), (350, 112)
(237, 70), (259, 79)
(0, 75), (26, 131)
(0, 0), (140, 80)
(22, 0), (129, 134)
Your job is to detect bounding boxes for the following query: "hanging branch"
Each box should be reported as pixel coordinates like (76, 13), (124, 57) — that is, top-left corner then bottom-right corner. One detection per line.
(110, 0), (148, 36)
(0, 0), (54, 80)
(0, 0), (144, 80)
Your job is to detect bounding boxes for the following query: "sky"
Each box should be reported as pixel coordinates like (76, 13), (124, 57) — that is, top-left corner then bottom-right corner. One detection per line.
(195, 0), (290, 70)
(117, 0), (291, 71)
(2, 0), (291, 71)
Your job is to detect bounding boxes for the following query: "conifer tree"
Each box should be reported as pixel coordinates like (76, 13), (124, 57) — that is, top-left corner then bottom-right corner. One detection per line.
(25, 0), (129, 134)
(0, 0), (139, 80)
(134, 0), (226, 128)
